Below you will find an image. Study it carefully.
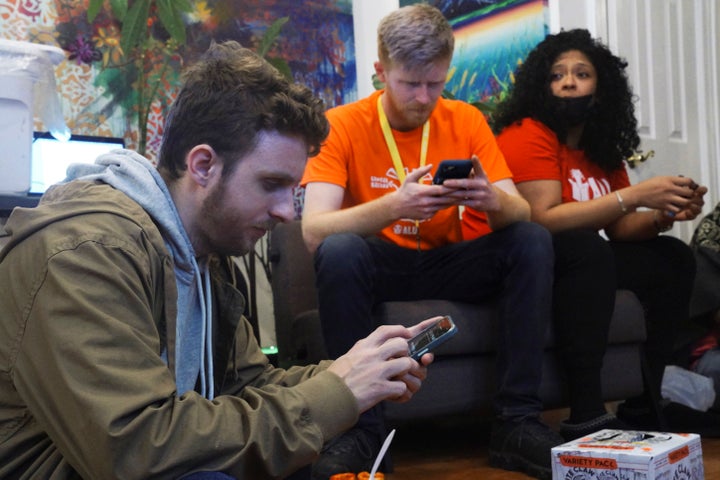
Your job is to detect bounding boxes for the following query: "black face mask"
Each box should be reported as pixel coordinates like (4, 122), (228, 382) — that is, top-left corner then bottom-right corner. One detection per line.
(551, 94), (595, 126)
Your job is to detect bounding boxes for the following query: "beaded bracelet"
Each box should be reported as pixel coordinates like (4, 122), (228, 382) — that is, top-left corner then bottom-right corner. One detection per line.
(653, 210), (673, 233)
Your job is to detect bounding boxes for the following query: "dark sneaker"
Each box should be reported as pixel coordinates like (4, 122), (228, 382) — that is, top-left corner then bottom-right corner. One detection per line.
(311, 427), (382, 480)
(559, 413), (631, 441)
(618, 400), (720, 436)
(488, 416), (564, 480)
(662, 402), (720, 437)
(616, 400), (664, 430)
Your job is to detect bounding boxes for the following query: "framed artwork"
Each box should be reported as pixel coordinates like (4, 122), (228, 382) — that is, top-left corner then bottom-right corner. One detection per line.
(200, 0), (356, 108)
(401, 0), (550, 112)
(0, 0), (356, 160)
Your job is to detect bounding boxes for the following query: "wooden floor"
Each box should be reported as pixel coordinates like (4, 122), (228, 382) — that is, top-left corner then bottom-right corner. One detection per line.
(384, 407), (719, 479)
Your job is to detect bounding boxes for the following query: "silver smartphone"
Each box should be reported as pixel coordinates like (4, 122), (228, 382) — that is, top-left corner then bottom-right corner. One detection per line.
(408, 315), (458, 361)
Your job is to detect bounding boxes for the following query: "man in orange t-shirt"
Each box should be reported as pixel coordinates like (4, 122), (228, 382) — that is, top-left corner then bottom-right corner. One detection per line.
(302, 89), (512, 249)
(300, 4), (562, 480)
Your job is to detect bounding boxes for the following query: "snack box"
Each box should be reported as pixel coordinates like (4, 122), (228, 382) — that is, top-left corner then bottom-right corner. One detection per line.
(551, 429), (704, 479)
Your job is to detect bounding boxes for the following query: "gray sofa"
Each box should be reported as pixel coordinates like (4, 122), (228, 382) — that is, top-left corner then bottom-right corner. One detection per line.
(269, 220), (648, 422)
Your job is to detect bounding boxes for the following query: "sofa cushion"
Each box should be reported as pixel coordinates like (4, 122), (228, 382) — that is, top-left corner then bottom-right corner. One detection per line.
(374, 290), (646, 357)
(287, 288), (645, 365)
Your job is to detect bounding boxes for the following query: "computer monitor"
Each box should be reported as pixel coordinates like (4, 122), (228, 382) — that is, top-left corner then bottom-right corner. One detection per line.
(30, 131), (125, 194)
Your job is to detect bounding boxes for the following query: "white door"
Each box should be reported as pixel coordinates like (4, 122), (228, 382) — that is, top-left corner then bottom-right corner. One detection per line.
(604, 0), (720, 242)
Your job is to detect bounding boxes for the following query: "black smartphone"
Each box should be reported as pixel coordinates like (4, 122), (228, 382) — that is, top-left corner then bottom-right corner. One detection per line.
(432, 159), (473, 185)
(408, 315), (458, 361)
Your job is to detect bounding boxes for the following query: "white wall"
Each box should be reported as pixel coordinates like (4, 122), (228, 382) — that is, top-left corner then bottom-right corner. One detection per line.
(353, 0), (399, 98)
(548, 0), (605, 36)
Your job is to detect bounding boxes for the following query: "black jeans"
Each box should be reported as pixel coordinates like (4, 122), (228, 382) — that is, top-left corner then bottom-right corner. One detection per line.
(552, 229), (696, 412)
(181, 473), (235, 479)
(314, 221), (553, 425)
(614, 234), (696, 399)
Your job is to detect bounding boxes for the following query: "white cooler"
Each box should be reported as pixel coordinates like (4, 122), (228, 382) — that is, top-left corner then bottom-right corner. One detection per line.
(0, 39), (67, 193)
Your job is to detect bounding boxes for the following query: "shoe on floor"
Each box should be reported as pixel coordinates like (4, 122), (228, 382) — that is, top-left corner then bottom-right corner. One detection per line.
(617, 400), (720, 437)
(488, 416), (564, 480)
(311, 427), (382, 480)
(663, 401), (720, 437)
(559, 413), (630, 441)
(615, 401), (661, 431)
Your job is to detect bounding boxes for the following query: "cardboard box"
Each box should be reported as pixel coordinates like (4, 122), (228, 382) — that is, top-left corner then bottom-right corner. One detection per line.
(551, 429), (704, 480)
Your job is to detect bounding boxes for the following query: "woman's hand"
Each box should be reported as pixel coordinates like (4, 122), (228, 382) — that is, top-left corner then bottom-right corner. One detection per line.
(672, 183), (708, 222)
(627, 175), (703, 214)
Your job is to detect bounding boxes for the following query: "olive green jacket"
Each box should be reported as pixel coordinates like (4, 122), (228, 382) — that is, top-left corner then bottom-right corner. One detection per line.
(0, 181), (357, 479)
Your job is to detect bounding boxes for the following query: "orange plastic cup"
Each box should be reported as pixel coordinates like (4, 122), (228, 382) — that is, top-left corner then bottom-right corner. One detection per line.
(358, 473), (384, 480)
(329, 473), (384, 480)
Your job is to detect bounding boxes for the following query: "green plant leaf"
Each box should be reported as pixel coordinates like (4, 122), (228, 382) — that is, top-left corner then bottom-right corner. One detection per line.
(156, 0), (187, 45)
(266, 56), (293, 81)
(87, 0), (104, 23)
(470, 101), (496, 116)
(120, 0), (151, 57)
(441, 89), (456, 100)
(109, 0), (128, 21)
(257, 17), (289, 58)
(173, 0), (194, 13)
(371, 73), (385, 90)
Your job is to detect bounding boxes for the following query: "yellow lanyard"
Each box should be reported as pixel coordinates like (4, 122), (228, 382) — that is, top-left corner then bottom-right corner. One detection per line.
(377, 94), (430, 183)
(377, 94), (429, 250)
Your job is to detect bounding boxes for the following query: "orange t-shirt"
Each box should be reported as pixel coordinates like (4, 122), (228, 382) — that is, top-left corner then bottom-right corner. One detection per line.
(301, 90), (512, 250)
(462, 117), (631, 240)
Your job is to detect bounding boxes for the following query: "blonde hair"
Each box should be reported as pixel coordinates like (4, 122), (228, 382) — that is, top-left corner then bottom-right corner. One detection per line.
(377, 3), (454, 70)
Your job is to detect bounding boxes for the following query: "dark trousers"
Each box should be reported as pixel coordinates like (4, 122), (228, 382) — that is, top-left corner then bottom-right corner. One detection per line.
(314, 221), (554, 427)
(181, 465), (311, 479)
(181, 473), (235, 479)
(552, 229), (695, 416)
(614, 234), (696, 400)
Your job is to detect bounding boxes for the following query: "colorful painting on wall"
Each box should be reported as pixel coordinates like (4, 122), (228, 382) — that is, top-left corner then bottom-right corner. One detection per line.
(401, 0), (549, 114)
(0, 0), (356, 161)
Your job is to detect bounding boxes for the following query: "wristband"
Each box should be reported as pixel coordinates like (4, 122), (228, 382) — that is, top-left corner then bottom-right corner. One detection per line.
(653, 210), (673, 233)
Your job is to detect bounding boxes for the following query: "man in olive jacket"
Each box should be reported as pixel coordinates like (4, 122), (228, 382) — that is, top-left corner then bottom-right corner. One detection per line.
(0, 41), (435, 479)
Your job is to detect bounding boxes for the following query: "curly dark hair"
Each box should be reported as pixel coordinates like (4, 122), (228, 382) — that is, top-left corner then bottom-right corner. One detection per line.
(491, 29), (639, 173)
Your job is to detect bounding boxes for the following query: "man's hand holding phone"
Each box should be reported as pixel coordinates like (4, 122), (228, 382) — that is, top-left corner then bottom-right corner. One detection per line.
(432, 159), (474, 185)
(389, 315), (457, 402)
(438, 156), (501, 211)
(327, 318), (441, 411)
(408, 315), (458, 361)
(393, 165), (457, 221)
(392, 155), (497, 222)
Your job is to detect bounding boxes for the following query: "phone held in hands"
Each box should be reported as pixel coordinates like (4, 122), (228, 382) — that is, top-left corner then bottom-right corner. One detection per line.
(408, 315), (458, 361)
(432, 159), (473, 185)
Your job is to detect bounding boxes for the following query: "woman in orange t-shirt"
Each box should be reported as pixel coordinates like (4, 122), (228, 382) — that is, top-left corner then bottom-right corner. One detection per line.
(462, 29), (707, 439)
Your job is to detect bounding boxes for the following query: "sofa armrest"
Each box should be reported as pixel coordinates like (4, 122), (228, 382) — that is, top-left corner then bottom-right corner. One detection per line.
(270, 221), (319, 367)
